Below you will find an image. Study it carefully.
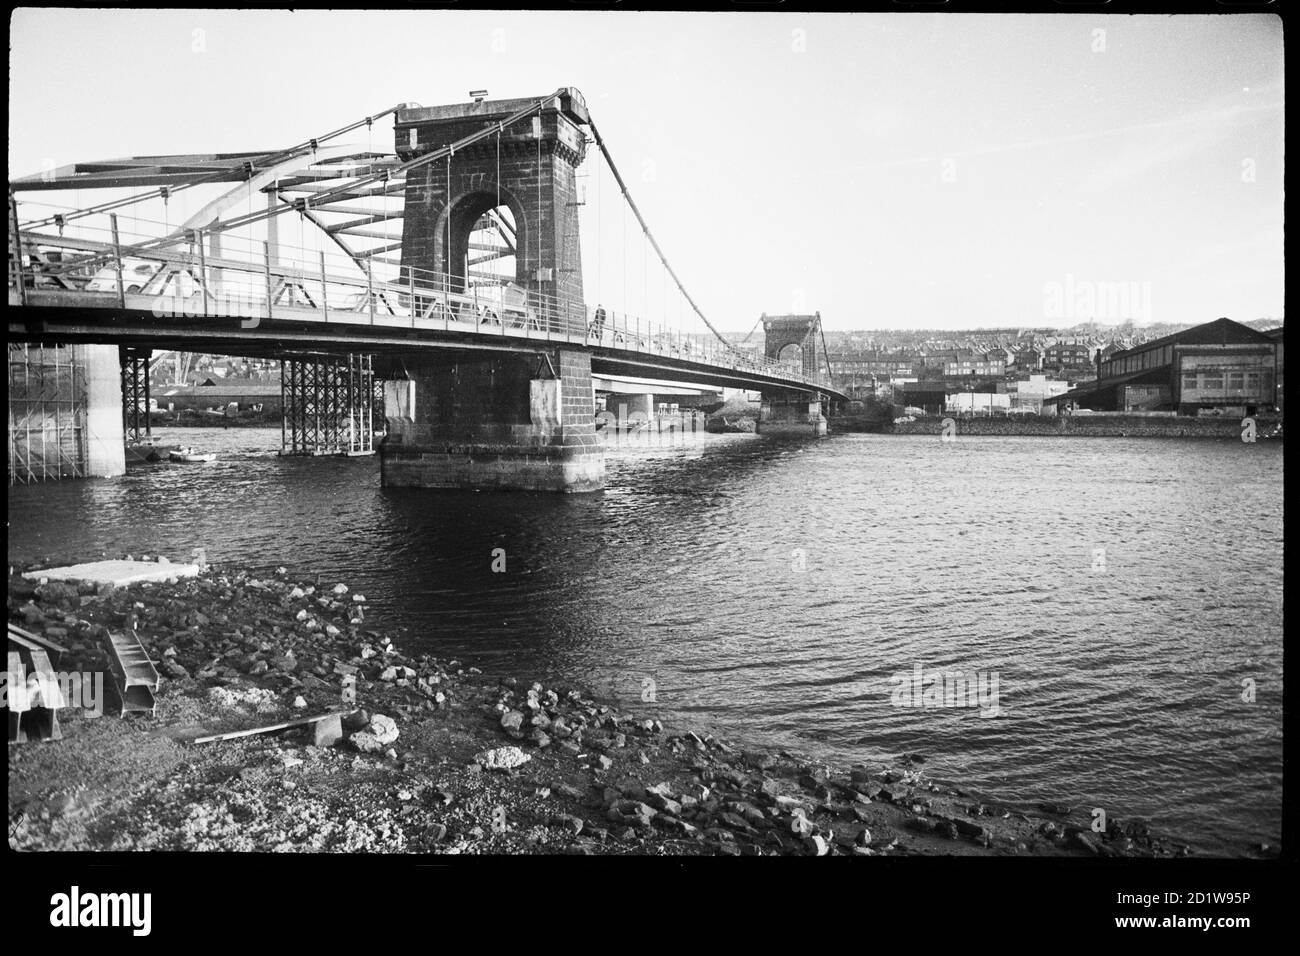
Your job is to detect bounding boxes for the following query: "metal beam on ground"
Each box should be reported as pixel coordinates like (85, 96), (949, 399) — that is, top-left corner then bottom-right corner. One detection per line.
(104, 629), (160, 717)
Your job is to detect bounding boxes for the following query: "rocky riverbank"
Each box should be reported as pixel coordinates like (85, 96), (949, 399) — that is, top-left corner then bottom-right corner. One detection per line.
(148, 410), (280, 429)
(8, 557), (1189, 857)
(891, 413), (1282, 439)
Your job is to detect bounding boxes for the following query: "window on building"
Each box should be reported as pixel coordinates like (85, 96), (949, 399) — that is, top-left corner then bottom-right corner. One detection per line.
(1182, 373), (1197, 392)
(1228, 372), (1244, 391)
(1201, 373), (1223, 391)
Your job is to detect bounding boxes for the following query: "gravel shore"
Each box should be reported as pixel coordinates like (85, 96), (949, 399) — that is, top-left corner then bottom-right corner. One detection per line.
(8, 558), (1187, 857)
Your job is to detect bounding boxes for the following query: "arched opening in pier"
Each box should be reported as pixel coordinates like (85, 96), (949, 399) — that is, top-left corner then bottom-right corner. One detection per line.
(439, 188), (528, 296)
(466, 207), (517, 290)
(777, 343), (804, 367)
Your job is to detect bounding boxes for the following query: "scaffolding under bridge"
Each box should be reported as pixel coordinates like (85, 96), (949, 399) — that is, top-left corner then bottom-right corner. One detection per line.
(8, 344), (87, 484)
(281, 353), (380, 456)
(120, 346), (151, 445)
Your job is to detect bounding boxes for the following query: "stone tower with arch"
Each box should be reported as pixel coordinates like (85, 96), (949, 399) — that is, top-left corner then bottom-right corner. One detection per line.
(379, 92), (604, 493)
(758, 312), (829, 437)
(762, 312), (824, 380)
(394, 91), (588, 316)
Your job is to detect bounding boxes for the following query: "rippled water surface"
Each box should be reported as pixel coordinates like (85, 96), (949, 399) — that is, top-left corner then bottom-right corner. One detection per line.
(8, 427), (1283, 856)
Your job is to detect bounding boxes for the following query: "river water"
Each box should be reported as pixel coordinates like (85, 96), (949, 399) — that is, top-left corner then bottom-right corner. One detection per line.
(7, 426), (1283, 856)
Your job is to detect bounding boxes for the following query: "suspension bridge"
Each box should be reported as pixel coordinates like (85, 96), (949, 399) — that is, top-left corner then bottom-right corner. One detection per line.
(9, 87), (843, 491)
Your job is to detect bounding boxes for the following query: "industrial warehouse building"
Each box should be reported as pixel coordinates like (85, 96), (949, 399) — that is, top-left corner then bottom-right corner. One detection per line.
(153, 380), (282, 415)
(1043, 318), (1280, 416)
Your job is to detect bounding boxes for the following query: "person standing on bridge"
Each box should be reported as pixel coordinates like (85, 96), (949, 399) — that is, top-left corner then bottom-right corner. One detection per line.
(590, 304), (607, 341)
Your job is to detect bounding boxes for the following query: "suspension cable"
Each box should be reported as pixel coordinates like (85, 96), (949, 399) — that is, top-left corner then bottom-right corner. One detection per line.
(446, 150), (452, 293)
(818, 320), (835, 390)
(535, 114), (542, 292)
(594, 132), (600, 305)
(586, 117), (734, 349)
(495, 126), (503, 287)
(626, 187), (631, 317)
(738, 314), (763, 344)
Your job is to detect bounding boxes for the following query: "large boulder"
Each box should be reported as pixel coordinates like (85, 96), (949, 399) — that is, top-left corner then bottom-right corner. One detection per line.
(500, 709), (526, 738)
(349, 713), (399, 753)
(477, 746), (531, 771)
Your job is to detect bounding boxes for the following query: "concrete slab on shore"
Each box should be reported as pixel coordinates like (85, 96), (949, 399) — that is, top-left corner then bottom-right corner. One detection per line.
(23, 559), (201, 586)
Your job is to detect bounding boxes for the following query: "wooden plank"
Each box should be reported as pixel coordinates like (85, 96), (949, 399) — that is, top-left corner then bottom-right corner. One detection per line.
(8, 622), (69, 658)
(193, 709), (356, 745)
(7, 630), (41, 654)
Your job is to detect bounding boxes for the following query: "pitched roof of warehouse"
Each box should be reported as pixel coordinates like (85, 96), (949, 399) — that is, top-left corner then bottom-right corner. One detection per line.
(1108, 318), (1274, 361)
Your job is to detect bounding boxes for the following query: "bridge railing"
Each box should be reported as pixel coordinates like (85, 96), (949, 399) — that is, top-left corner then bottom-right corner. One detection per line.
(9, 205), (832, 391)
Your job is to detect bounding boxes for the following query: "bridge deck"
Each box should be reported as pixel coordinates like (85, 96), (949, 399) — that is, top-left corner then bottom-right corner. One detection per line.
(11, 226), (845, 398)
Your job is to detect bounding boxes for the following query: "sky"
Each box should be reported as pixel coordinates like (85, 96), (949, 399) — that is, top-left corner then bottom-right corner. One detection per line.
(8, 9), (1284, 333)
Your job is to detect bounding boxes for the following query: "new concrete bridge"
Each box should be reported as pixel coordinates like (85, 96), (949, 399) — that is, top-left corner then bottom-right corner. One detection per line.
(9, 88), (844, 491)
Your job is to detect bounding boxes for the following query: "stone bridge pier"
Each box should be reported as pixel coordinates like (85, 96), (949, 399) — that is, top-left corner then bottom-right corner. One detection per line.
(758, 312), (830, 437)
(758, 390), (828, 437)
(379, 348), (604, 492)
(380, 91), (603, 491)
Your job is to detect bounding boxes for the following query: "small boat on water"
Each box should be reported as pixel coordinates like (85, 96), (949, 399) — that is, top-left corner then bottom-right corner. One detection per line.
(168, 447), (217, 463)
(125, 442), (173, 465)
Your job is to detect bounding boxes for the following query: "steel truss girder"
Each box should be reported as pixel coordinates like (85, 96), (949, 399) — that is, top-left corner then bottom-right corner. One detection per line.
(120, 347), (152, 444)
(280, 353), (377, 457)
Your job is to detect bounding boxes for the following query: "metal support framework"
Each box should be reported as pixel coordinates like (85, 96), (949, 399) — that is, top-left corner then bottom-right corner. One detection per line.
(120, 347), (152, 444)
(281, 353), (377, 456)
(11, 105), (407, 230)
(8, 95), (843, 402)
(8, 344), (87, 484)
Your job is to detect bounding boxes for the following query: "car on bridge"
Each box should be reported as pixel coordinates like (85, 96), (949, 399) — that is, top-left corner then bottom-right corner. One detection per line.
(87, 256), (202, 297)
(85, 257), (201, 297)
(86, 257), (163, 294)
